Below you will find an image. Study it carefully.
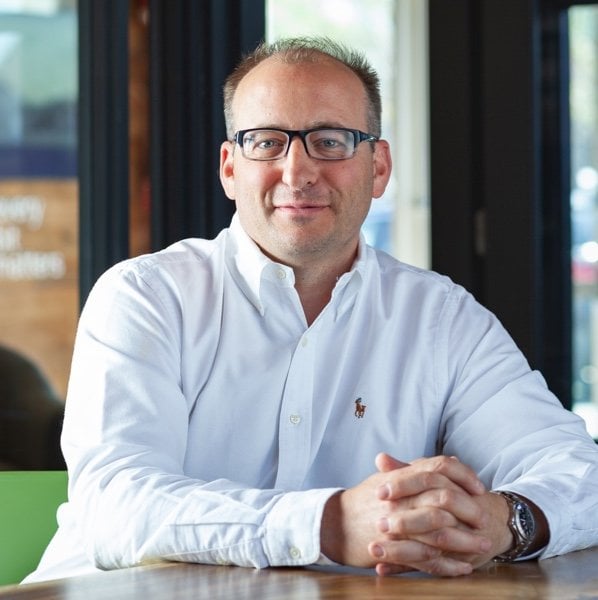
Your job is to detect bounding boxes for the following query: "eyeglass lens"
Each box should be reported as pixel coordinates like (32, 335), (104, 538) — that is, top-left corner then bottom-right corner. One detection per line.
(241, 129), (357, 161)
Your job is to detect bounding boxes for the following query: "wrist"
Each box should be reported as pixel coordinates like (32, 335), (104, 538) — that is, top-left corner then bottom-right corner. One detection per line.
(320, 491), (345, 564)
(491, 491), (549, 562)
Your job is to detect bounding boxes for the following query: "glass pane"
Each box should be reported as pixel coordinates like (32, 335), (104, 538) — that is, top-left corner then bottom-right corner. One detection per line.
(570, 4), (598, 437)
(0, 0), (77, 469)
(266, 0), (430, 268)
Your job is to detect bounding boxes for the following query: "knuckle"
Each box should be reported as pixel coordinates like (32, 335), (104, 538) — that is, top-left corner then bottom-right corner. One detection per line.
(435, 488), (451, 507)
(431, 455), (451, 473)
(423, 544), (441, 561)
(420, 471), (436, 488)
(393, 514), (409, 536)
(435, 487), (459, 509)
(428, 508), (450, 529)
(424, 558), (446, 576)
(431, 528), (451, 548)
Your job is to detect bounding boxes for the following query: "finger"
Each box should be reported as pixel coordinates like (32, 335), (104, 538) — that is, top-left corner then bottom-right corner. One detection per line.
(370, 540), (474, 577)
(389, 487), (488, 530)
(378, 506), (459, 537)
(378, 456), (485, 501)
(369, 539), (441, 565)
(375, 452), (410, 473)
(415, 526), (492, 555)
(374, 562), (414, 576)
(377, 469), (465, 502)
(376, 557), (473, 578)
(411, 456), (486, 496)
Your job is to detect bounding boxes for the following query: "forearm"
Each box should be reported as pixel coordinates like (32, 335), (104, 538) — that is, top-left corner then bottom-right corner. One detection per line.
(69, 461), (339, 570)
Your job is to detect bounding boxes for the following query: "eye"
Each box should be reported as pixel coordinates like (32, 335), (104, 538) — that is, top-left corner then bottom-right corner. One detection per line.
(319, 138), (341, 148)
(256, 138), (283, 150)
(244, 131), (287, 158)
(308, 130), (352, 158)
(312, 136), (344, 149)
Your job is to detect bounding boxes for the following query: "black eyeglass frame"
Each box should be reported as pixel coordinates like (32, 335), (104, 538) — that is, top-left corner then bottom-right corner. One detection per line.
(232, 127), (379, 161)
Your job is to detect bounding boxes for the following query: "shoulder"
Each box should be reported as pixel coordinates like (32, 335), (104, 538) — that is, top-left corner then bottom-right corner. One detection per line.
(85, 232), (231, 314)
(369, 246), (465, 299)
(363, 246), (490, 330)
(106, 232), (227, 286)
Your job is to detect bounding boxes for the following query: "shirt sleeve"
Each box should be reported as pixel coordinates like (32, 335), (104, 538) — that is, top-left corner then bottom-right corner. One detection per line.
(61, 260), (340, 571)
(437, 286), (598, 559)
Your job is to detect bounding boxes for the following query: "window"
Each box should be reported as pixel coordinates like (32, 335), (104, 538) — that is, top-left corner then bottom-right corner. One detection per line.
(266, 0), (430, 268)
(0, 0), (77, 401)
(570, 4), (598, 437)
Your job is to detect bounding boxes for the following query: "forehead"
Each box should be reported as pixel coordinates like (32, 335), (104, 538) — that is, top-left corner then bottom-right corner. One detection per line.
(232, 55), (369, 130)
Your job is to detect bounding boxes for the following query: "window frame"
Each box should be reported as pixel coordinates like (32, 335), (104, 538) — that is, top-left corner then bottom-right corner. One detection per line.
(428, 0), (577, 408)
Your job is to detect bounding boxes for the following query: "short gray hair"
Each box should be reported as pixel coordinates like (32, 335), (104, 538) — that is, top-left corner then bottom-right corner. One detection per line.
(222, 36), (382, 139)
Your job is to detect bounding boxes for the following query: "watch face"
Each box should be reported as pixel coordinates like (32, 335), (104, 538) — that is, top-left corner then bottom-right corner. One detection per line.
(515, 500), (536, 539)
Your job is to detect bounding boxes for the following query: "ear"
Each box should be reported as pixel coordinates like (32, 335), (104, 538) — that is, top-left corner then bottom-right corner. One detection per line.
(219, 141), (236, 200)
(371, 140), (392, 199)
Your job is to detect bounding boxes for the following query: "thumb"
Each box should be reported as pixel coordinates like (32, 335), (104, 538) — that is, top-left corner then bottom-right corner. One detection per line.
(375, 452), (410, 473)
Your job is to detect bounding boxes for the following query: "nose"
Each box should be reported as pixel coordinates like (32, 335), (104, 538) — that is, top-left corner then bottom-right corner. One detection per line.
(280, 136), (318, 189)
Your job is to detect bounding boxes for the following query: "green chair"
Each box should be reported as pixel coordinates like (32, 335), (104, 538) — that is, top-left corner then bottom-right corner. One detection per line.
(0, 470), (67, 586)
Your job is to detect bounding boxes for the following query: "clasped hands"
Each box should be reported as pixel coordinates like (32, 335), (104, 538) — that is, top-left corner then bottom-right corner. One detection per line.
(320, 452), (513, 577)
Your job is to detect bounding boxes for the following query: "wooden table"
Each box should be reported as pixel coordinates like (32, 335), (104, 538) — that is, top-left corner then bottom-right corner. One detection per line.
(2, 546), (597, 599)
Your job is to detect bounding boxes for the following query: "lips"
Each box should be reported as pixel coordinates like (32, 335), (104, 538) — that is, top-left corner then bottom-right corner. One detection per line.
(275, 203), (327, 209)
(273, 196), (329, 210)
(274, 204), (329, 218)
(272, 191), (331, 213)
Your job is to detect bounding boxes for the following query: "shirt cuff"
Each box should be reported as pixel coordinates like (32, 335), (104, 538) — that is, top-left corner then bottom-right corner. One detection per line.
(262, 487), (342, 566)
(514, 546), (547, 562)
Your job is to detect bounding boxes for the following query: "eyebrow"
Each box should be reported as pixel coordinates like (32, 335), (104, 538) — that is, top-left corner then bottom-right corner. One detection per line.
(247, 121), (352, 131)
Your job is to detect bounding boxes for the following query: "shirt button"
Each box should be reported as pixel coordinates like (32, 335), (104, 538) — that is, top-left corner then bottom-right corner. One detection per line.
(301, 336), (308, 347)
(276, 268), (286, 280)
(289, 414), (301, 425)
(289, 546), (301, 559)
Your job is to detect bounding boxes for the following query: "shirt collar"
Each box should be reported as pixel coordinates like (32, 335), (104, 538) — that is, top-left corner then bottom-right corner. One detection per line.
(227, 214), (271, 315)
(226, 213), (367, 318)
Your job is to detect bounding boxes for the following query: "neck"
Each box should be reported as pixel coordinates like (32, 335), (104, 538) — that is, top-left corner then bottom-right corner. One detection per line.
(293, 259), (353, 326)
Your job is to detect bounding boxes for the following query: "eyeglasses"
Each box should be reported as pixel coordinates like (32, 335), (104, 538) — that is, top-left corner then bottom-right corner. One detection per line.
(233, 127), (379, 161)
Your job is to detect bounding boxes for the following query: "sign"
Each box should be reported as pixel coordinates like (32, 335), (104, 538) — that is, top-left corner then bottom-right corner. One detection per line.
(0, 179), (78, 397)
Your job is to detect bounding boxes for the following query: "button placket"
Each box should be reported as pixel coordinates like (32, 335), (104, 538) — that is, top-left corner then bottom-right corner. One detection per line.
(275, 330), (315, 490)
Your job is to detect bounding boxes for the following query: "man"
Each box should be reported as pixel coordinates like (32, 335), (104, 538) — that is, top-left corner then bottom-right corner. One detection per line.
(25, 37), (598, 583)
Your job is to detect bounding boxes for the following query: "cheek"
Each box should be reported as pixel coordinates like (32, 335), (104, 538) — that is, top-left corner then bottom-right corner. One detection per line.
(338, 163), (375, 200)
(233, 163), (280, 198)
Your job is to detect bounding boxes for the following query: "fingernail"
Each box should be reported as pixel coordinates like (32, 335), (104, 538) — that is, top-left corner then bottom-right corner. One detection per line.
(371, 544), (385, 558)
(378, 517), (390, 533)
(377, 483), (391, 500)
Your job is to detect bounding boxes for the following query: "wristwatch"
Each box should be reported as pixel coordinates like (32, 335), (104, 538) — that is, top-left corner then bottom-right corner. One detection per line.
(493, 491), (537, 562)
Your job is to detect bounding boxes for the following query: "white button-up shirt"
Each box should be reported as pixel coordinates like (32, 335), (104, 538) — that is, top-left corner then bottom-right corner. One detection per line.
(26, 215), (598, 582)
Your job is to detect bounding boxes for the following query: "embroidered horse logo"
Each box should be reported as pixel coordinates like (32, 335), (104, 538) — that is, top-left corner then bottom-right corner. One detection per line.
(354, 397), (366, 418)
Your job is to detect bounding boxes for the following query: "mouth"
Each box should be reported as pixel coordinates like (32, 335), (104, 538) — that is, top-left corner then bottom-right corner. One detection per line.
(273, 204), (329, 218)
(273, 195), (330, 210)
(271, 189), (331, 217)
(275, 202), (327, 209)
